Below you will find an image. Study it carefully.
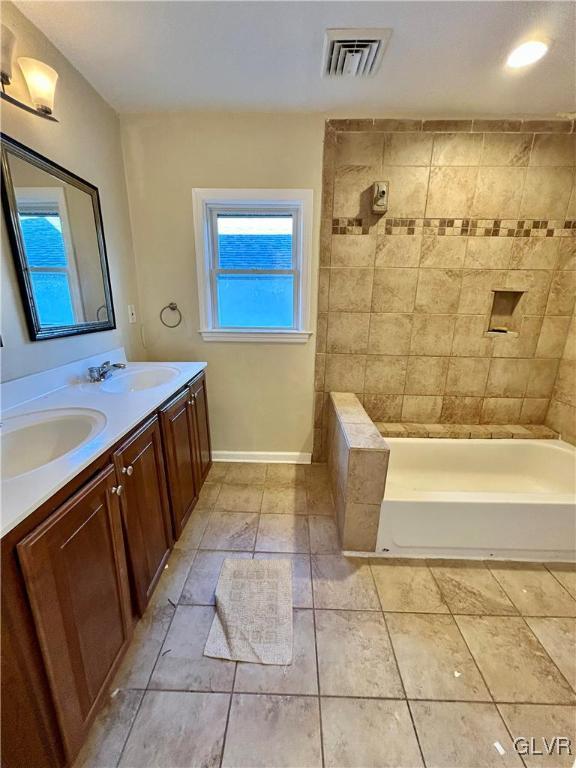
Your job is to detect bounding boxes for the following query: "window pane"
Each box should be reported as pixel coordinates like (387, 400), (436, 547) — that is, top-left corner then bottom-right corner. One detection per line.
(217, 215), (293, 270)
(217, 274), (294, 328)
(29, 272), (75, 326)
(19, 214), (68, 268)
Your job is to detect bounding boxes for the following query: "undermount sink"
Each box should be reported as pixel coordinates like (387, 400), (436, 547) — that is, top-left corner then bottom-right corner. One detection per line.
(100, 366), (180, 394)
(2, 408), (107, 480)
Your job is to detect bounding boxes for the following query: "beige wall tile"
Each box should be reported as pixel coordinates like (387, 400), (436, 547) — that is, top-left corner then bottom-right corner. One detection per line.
(335, 132), (383, 169)
(431, 133), (483, 166)
(331, 235), (376, 267)
(333, 165), (375, 217)
(373, 119), (423, 132)
(381, 166), (430, 217)
(402, 395), (443, 422)
(426, 167), (478, 217)
(480, 397), (523, 424)
(423, 120), (472, 132)
(458, 269), (507, 314)
(318, 268), (330, 313)
(529, 134), (576, 166)
(558, 237), (576, 271)
(473, 120), (522, 132)
(445, 358), (490, 396)
(486, 358), (531, 397)
(451, 315), (494, 357)
(526, 358), (559, 397)
(491, 316), (544, 359)
(523, 120), (572, 133)
(326, 312), (370, 353)
(519, 398), (549, 424)
(325, 354), (366, 392)
(505, 269), (552, 315)
(535, 316), (571, 358)
(372, 268), (418, 312)
(472, 167), (525, 218)
(415, 269), (462, 313)
(554, 358), (576, 407)
(341, 503), (381, 551)
(405, 357), (449, 395)
(546, 270), (576, 315)
(410, 315), (455, 356)
(375, 234), (422, 267)
(348, 450), (388, 505)
(420, 234), (467, 268)
(509, 238), (560, 270)
(440, 396), (482, 423)
(465, 238), (513, 269)
(481, 133), (532, 166)
(364, 355), (407, 394)
(314, 354), (326, 392)
(520, 167), (574, 219)
(546, 399), (576, 443)
(316, 313), (327, 352)
(328, 268), (373, 312)
(382, 132), (433, 166)
(368, 314), (413, 354)
(363, 394), (403, 422)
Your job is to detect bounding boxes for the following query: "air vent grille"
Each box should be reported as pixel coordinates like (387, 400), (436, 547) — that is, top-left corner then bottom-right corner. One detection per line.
(323, 28), (392, 78)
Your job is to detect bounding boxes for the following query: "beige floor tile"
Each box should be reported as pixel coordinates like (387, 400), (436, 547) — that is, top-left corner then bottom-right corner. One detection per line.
(149, 546), (197, 608)
(312, 555), (380, 610)
(195, 482), (222, 510)
(149, 606), (235, 692)
(306, 484), (335, 516)
(73, 689), (143, 768)
(456, 616), (576, 703)
(254, 553), (313, 608)
(386, 613), (490, 701)
(489, 564), (576, 617)
(370, 560), (449, 613)
(222, 694), (322, 768)
(429, 560), (518, 615)
(113, 602), (175, 689)
(261, 485), (308, 515)
(206, 462), (229, 483)
(498, 704), (576, 768)
(525, 617), (576, 690)
(119, 691), (229, 767)
(234, 610), (317, 695)
(315, 609), (403, 697)
(200, 510), (258, 550)
(180, 551), (252, 605)
(266, 463), (307, 486)
(215, 482), (263, 512)
(306, 464), (331, 488)
(321, 697), (423, 768)
(309, 516), (340, 553)
(255, 514), (309, 553)
(225, 462), (267, 485)
(410, 701), (522, 767)
(547, 564), (576, 600)
(177, 507), (212, 550)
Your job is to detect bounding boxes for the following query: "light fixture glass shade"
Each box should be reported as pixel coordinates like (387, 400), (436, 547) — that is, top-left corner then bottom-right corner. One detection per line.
(1, 25), (16, 84)
(18, 57), (58, 113)
(506, 41), (549, 68)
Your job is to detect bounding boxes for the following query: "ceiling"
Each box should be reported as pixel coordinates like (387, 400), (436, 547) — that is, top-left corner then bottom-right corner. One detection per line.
(16, 1), (576, 116)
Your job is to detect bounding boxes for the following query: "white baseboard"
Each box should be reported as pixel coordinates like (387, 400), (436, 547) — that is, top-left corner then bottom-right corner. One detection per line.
(212, 451), (312, 464)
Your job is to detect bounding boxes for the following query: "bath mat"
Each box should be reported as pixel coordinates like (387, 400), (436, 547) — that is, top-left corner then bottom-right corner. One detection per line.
(204, 558), (293, 665)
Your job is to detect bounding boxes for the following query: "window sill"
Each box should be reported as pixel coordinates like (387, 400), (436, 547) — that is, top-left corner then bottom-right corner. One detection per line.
(199, 329), (313, 343)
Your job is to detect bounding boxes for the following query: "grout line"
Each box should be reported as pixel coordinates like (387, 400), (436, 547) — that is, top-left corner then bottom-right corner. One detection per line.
(310, 546), (326, 768)
(218, 670), (237, 768)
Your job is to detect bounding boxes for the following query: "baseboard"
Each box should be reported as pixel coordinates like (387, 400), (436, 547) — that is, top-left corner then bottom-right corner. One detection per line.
(211, 451), (312, 464)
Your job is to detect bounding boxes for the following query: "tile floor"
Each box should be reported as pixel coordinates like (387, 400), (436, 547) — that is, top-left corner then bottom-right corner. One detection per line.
(74, 463), (576, 768)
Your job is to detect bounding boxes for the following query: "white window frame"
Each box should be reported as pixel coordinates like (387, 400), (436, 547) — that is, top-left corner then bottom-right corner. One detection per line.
(192, 188), (313, 342)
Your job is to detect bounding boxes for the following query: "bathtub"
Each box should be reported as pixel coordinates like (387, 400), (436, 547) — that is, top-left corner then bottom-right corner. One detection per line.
(376, 438), (576, 562)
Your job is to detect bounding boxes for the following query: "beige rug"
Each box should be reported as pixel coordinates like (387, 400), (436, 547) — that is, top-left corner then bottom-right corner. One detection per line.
(204, 558), (293, 665)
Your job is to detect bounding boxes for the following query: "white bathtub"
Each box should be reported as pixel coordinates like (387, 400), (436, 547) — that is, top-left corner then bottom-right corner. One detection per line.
(376, 438), (576, 562)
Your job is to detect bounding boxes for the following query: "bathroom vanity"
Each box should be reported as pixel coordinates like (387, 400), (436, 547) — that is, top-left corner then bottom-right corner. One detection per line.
(1, 355), (212, 767)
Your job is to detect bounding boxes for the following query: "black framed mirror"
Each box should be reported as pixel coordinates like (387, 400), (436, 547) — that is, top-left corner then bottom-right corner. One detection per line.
(1, 133), (116, 340)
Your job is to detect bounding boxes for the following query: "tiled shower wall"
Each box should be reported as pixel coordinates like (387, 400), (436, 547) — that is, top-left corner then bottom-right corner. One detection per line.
(313, 119), (576, 459)
(546, 314), (576, 444)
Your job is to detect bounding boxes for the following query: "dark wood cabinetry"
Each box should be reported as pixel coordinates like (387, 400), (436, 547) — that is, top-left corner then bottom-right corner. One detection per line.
(2, 370), (211, 768)
(17, 465), (133, 759)
(113, 416), (173, 615)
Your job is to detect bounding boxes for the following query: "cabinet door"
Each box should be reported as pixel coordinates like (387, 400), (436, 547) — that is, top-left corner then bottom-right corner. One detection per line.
(113, 417), (173, 615)
(160, 388), (198, 538)
(190, 373), (212, 483)
(17, 466), (132, 761)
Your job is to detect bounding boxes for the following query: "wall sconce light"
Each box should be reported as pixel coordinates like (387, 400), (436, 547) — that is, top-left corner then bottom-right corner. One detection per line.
(1, 25), (59, 122)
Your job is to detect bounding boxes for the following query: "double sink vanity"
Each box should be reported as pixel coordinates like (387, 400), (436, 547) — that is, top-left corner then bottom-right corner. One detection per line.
(1, 350), (212, 768)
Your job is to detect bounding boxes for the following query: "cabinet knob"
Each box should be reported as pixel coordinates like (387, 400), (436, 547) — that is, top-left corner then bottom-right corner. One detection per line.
(111, 485), (124, 496)
(188, 399), (193, 406)
(122, 466), (134, 476)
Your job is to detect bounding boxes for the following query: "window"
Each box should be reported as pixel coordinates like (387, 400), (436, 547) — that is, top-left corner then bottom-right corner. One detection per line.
(193, 189), (313, 342)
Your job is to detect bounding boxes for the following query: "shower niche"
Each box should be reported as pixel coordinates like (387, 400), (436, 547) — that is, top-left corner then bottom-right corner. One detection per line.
(486, 290), (525, 336)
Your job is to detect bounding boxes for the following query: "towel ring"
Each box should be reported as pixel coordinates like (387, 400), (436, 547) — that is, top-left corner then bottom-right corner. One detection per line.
(160, 302), (182, 328)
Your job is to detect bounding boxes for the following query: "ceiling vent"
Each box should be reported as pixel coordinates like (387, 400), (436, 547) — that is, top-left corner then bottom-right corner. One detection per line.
(323, 28), (392, 78)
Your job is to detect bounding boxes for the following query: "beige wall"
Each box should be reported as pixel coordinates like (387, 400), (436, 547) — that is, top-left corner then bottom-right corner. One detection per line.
(314, 119), (576, 458)
(121, 112), (324, 454)
(1, 2), (144, 381)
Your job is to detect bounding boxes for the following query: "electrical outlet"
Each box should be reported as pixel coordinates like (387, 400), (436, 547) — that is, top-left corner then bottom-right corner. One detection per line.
(128, 305), (137, 324)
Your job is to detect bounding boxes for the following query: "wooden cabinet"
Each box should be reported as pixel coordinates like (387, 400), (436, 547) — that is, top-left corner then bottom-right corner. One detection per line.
(190, 374), (212, 483)
(16, 465), (132, 760)
(113, 417), (172, 615)
(160, 387), (199, 538)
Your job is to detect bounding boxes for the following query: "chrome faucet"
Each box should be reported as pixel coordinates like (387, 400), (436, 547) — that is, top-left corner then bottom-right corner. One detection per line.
(87, 360), (127, 383)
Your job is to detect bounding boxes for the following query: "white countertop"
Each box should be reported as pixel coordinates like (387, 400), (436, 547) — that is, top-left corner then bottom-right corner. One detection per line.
(1, 358), (207, 538)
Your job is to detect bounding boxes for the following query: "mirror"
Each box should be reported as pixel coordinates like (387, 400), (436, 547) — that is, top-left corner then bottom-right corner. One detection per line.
(1, 134), (115, 340)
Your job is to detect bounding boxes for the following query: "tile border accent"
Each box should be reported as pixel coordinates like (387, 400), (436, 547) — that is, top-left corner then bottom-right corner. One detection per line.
(333, 217), (576, 238)
(326, 118), (575, 134)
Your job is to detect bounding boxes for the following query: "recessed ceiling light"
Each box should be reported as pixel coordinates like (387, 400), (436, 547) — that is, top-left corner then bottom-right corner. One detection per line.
(506, 40), (549, 68)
